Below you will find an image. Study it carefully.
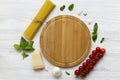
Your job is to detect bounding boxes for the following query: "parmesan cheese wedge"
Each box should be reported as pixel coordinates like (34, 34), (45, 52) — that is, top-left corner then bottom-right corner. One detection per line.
(32, 51), (44, 70)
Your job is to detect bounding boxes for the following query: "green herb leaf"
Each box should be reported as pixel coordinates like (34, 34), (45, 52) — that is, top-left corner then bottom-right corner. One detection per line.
(28, 41), (34, 47)
(14, 36), (35, 51)
(24, 41), (34, 51)
(24, 47), (34, 51)
(92, 32), (96, 35)
(68, 4), (74, 11)
(20, 37), (28, 48)
(93, 23), (98, 33)
(60, 5), (65, 11)
(83, 13), (87, 16)
(92, 33), (97, 42)
(14, 44), (21, 50)
(19, 37), (34, 51)
(92, 23), (98, 42)
(100, 37), (105, 43)
(22, 51), (29, 60)
(65, 71), (70, 76)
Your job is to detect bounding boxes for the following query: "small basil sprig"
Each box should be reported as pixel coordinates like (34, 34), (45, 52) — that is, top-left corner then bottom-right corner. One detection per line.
(14, 37), (34, 51)
(14, 36), (35, 59)
(68, 4), (74, 11)
(92, 23), (98, 42)
(60, 5), (65, 11)
(22, 51), (29, 60)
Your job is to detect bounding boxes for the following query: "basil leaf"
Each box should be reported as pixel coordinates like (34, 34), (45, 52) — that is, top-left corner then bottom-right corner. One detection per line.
(92, 23), (98, 42)
(60, 5), (65, 11)
(100, 37), (105, 43)
(14, 36), (34, 50)
(24, 47), (34, 51)
(28, 41), (34, 47)
(24, 41), (34, 51)
(19, 37), (34, 51)
(14, 44), (21, 50)
(92, 33), (97, 42)
(20, 37), (28, 48)
(83, 13), (87, 16)
(92, 32), (96, 35)
(22, 51), (29, 60)
(65, 71), (70, 76)
(68, 4), (74, 11)
(94, 23), (98, 33)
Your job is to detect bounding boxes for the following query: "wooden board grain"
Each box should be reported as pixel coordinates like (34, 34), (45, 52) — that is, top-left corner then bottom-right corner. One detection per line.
(40, 15), (91, 67)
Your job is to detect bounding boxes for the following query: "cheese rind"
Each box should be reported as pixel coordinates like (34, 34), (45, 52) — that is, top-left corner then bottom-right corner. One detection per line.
(32, 51), (44, 70)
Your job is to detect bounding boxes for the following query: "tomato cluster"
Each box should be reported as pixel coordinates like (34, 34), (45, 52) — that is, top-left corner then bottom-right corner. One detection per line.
(74, 47), (106, 77)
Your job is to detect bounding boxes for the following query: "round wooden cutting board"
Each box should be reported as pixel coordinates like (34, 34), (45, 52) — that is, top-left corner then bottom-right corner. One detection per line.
(40, 15), (91, 67)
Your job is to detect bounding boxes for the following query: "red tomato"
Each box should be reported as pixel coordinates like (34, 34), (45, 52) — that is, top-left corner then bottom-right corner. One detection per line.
(89, 64), (94, 69)
(96, 47), (101, 52)
(86, 59), (91, 64)
(82, 62), (88, 67)
(92, 50), (97, 55)
(81, 72), (86, 77)
(74, 70), (80, 75)
(98, 53), (104, 58)
(95, 56), (100, 61)
(89, 54), (94, 59)
(101, 48), (106, 53)
(79, 66), (84, 71)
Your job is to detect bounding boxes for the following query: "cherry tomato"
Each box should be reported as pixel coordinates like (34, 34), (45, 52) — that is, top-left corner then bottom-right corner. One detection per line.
(92, 50), (97, 55)
(81, 72), (86, 77)
(85, 68), (90, 74)
(89, 64), (94, 69)
(98, 53), (104, 58)
(89, 54), (94, 59)
(96, 47), (101, 52)
(95, 56), (100, 61)
(86, 59), (91, 64)
(86, 66), (90, 70)
(79, 66), (84, 71)
(82, 62), (88, 67)
(100, 48), (106, 53)
(74, 70), (80, 75)
(91, 60), (97, 65)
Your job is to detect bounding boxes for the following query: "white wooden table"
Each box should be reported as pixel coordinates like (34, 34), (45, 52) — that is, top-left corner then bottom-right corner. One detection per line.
(0, 0), (120, 80)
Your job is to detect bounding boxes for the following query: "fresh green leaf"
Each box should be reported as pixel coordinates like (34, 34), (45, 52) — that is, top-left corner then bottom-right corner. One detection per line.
(28, 41), (34, 47)
(92, 23), (98, 42)
(20, 37), (28, 48)
(19, 37), (34, 51)
(100, 37), (105, 43)
(13, 36), (35, 51)
(13, 36), (35, 60)
(83, 13), (87, 16)
(60, 5), (65, 11)
(68, 4), (74, 11)
(22, 51), (29, 60)
(92, 33), (97, 42)
(23, 41), (34, 51)
(14, 44), (21, 50)
(24, 47), (34, 51)
(65, 71), (70, 76)
(92, 31), (96, 35)
(93, 23), (98, 33)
